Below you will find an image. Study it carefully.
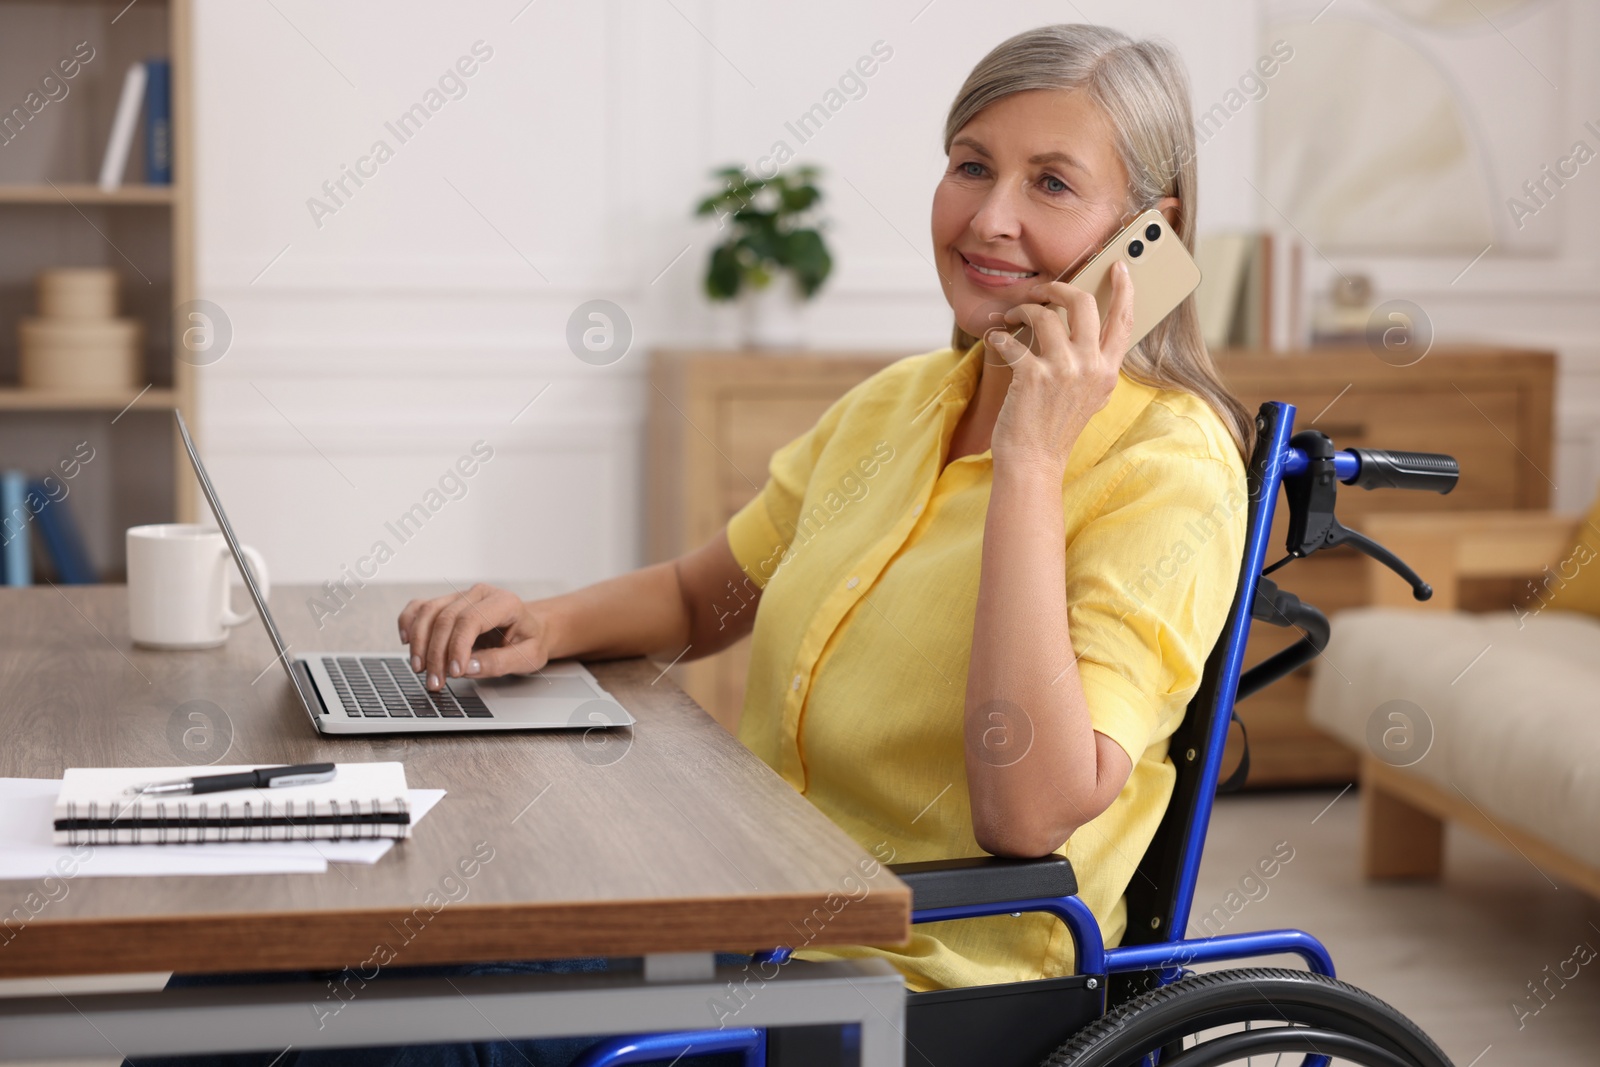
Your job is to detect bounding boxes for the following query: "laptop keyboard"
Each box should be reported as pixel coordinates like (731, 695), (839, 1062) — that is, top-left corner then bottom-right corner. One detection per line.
(322, 656), (493, 719)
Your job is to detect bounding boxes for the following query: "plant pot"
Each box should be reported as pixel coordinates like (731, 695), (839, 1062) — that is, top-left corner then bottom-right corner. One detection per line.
(739, 273), (806, 350)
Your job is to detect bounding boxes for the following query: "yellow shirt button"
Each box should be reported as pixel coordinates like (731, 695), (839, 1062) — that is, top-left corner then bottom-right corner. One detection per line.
(846, 576), (859, 589)
(792, 674), (803, 691)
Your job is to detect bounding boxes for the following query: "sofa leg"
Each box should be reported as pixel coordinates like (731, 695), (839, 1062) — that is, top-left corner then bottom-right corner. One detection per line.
(1361, 765), (1445, 880)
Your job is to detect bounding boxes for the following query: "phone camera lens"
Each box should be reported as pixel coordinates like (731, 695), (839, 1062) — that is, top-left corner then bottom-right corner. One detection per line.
(1128, 240), (1145, 258)
(1145, 223), (1162, 241)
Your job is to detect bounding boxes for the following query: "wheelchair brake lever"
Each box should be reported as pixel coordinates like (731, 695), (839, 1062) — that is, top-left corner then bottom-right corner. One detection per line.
(1282, 429), (1432, 601)
(1321, 520), (1433, 602)
(1283, 431), (1341, 559)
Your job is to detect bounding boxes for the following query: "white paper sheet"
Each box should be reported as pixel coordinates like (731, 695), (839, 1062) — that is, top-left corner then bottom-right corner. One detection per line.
(0, 779), (446, 879)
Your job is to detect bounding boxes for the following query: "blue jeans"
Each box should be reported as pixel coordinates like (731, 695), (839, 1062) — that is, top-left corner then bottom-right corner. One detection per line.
(125, 955), (755, 1067)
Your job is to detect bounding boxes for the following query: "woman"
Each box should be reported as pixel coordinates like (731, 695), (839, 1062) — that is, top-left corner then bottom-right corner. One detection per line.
(405, 18), (1249, 993)
(148, 21), (1250, 1067)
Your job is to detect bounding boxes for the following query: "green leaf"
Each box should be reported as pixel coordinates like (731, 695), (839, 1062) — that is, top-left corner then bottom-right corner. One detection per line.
(731, 206), (775, 226)
(782, 229), (832, 298)
(705, 242), (743, 300)
(741, 217), (783, 264)
(779, 184), (820, 213)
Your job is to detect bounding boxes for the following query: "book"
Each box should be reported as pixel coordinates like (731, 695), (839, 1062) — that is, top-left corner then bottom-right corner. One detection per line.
(143, 58), (171, 185)
(98, 62), (147, 192)
(1, 470), (30, 587)
(1265, 230), (1307, 353)
(53, 762), (413, 845)
(1194, 233), (1255, 352)
(1194, 230), (1310, 354)
(28, 479), (95, 583)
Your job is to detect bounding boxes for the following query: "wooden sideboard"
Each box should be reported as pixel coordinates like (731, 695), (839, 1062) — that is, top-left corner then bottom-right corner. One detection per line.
(646, 345), (1555, 786)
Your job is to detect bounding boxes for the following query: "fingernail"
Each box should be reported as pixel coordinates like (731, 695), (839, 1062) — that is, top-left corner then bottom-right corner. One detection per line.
(399, 628), (408, 643)
(411, 654), (421, 672)
(468, 659), (481, 674)
(427, 673), (440, 689)
(449, 660), (461, 677)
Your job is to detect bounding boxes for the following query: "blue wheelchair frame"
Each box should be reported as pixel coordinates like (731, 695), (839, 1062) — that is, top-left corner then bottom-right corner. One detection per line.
(572, 400), (1443, 1067)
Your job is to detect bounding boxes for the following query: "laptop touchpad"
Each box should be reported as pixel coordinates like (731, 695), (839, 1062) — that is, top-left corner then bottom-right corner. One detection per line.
(470, 675), (596, 700)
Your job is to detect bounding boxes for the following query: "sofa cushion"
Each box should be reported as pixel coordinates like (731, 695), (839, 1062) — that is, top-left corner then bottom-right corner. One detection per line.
(1307, 606), (1600, 869)
(1541, 501), (1600, 619)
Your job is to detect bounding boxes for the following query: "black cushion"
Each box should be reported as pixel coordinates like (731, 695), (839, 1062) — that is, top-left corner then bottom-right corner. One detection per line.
(889, 855), (1077, 910)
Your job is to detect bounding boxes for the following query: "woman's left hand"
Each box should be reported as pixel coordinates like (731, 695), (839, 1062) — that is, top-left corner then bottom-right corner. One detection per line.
(984, 260), (1136, 478)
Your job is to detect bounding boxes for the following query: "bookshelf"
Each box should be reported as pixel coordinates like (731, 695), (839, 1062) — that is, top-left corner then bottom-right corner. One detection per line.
(0, 387), (178, 411)
(0, 183), (177, 205)
(0, 0), (194, 581)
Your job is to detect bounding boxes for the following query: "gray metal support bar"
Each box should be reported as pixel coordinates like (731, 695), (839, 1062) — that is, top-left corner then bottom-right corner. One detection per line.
(0, 959), (906, 1066)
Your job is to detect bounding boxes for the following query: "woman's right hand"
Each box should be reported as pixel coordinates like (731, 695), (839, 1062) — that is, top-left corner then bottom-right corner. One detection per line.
(398, 584), (554, 691)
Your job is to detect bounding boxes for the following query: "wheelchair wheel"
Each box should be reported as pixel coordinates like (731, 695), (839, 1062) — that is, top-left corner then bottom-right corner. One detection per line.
(1041, 967), (1453, 1067)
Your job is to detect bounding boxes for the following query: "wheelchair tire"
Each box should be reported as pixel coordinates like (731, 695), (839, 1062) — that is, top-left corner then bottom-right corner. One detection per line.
(1040, 967), (1453, 1067)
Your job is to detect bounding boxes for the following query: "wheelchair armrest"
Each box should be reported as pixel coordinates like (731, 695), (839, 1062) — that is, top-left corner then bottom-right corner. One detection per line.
(889, 855), (1077, 910)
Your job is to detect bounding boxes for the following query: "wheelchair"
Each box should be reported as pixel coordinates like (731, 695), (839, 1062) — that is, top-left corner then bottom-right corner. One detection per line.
(574, 400), (1463, 1067)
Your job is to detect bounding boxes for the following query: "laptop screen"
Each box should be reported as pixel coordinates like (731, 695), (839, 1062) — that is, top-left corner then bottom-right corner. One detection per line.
(173, 409), (304, 699)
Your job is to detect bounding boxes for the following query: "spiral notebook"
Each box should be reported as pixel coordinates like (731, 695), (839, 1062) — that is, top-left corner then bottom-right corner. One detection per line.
(53, 762), (411, 845)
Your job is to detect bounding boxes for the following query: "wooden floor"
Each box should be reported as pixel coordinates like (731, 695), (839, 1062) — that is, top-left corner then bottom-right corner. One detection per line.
(4, 787), (1597, 1065)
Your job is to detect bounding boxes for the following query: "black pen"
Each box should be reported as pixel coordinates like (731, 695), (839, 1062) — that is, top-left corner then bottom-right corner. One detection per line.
(125, 763), (337, 797)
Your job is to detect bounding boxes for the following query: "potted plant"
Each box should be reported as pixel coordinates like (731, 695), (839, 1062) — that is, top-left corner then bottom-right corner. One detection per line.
(695, 164), (832, 348)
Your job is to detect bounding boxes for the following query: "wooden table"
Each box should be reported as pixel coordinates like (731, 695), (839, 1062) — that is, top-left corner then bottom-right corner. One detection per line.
(0, 584), (910, 1063)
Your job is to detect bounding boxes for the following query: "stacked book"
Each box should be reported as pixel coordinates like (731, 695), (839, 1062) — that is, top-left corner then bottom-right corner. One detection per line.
(98, 57), (171, 190)
(1, 467), (94, 586)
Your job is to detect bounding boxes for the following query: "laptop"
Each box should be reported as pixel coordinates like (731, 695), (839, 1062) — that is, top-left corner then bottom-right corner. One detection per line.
(175, 409), (636, 735)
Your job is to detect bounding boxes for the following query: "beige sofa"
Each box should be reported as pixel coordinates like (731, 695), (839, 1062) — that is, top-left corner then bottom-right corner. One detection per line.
(1305, 511), (1600, 899)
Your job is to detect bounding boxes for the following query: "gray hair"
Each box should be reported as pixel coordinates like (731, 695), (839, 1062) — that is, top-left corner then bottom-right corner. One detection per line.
(943, 24), (1251, 458)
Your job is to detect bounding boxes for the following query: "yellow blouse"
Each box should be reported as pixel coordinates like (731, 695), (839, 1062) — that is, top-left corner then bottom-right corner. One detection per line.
(724, 340), (1247, 992)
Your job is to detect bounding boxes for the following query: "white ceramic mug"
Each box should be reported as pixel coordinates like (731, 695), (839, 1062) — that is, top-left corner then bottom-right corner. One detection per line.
(127, 524), (270, 650)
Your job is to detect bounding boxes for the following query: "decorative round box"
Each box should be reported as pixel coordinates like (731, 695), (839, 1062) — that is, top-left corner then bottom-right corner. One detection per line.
(37, 268), (119, 320)
(19, 318), (142, 390)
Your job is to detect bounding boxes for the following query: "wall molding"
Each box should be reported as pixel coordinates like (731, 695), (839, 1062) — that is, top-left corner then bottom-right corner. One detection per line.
(207, 252), (1600, 302)
(1308, 256), (1600, 299)
(200, 349), (653, 378)
(199, 428), (636, 454)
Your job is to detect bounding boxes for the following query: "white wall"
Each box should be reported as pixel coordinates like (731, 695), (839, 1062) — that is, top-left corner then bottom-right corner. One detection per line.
(191, 0), (1595, 611)
(190, 0), (1260, 597)
(1274, 0), (1600, 510)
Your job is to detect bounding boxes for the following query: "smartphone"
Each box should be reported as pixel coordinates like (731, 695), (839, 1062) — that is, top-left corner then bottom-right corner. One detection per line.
(1011, 208), (1202, 353)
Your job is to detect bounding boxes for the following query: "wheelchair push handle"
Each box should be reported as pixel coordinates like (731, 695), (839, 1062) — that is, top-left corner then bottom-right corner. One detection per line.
(1346, 448), (1459, 494)
(1282, 444), (1459, 495)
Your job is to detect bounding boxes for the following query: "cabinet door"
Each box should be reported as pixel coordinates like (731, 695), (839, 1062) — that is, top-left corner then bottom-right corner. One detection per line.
(719, 388), (846, 518)
(667, 359), (892, 733)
